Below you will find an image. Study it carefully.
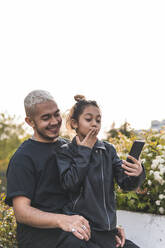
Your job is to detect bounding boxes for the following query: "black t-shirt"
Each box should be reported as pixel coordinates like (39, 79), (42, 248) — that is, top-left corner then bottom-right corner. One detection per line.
(5, 137), (69, 247)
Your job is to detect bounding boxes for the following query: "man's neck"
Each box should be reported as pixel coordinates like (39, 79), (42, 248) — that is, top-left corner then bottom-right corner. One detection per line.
(31, 135), (58, 143)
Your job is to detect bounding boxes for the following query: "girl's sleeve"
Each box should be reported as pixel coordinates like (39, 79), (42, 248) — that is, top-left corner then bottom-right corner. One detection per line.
(111, 145), (146, 191)
(56, 144), (92, 192)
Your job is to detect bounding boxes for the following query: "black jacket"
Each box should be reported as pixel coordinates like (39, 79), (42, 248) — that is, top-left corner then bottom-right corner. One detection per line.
(56, 137), (145, 231)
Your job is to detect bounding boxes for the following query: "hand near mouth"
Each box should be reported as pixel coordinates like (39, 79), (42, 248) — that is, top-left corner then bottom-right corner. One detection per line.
(76, 128), (98, 148)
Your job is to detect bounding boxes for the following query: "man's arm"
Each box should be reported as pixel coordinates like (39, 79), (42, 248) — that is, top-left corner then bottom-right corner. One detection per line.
(13, 196), (91, 241)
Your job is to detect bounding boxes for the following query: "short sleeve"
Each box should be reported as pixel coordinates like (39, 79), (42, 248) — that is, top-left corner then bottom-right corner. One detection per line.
(5, 153), (36, 206)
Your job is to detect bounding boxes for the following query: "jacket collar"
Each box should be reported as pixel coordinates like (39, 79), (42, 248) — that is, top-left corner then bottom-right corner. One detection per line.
(72, 136), (106, 150)
(94, 139), (106, 150)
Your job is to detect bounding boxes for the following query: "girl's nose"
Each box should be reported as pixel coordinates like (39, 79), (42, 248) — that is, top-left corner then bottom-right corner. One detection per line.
(91, 120), (97, 127)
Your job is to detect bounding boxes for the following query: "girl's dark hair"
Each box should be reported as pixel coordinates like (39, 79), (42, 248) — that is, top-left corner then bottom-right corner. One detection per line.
(66, 94), (99, 130)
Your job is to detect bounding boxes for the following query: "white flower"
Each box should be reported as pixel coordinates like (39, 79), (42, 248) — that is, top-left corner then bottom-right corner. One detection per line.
(154, 171), (165, 185)
(144, 148), (149, 153)
(148, 180), (152, 186)
(151, 159), (159, 169)
(157, 145), (163, 149)
(158, 164), (164, 169)
(156, 200), (161, 206)
(159, 207), (164, 214)
(159, 194), (165, 200)
(149, 170), (154, 175)
(160, 134), (165, 140)
(154, 171), (161, 180)
(154, 133), (161, 137)
(160, 167), (165, 175)
(160, 179), (165, 185)
(141, 158), (146, 163)
(157, 157), (165, 163)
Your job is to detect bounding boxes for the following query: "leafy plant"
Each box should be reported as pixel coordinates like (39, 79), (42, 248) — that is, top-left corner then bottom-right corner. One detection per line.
(0, 192), (17, 247)
(106, 128), (165, 215)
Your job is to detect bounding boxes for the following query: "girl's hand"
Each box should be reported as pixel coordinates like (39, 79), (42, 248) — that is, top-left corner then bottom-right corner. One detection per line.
(76, 127), (98, 148)
(122, 155), (143, 176)
(116, 225), (125, 247)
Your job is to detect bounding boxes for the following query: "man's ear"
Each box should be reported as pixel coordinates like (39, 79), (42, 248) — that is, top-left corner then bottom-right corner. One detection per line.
(71, 119), (78, 130)
(25, 116), (35, 128)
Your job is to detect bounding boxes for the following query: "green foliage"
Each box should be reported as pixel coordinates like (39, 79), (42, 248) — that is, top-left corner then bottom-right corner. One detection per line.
(107, 121), (136, 139)
(0, 113), (29, 246)
(0, 113), (29, 192)
(0, 113), (24, 160)
(0, 192), (17, 247)
(106, 127), (165, 215)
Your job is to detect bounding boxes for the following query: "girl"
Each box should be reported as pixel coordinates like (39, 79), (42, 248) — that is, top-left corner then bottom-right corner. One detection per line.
(56, 95), (145, 248)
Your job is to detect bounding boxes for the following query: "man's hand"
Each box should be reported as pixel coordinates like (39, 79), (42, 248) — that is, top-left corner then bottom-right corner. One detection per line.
(57, 214), (91, 241)
(13, 196), (91, 241)
(76, 127), (98, 148)
(122, 155), (143, 176)
(115, 225), (125, 247)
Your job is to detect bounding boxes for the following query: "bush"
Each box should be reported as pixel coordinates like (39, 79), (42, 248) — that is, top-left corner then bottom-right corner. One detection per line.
(0, 191), (17, 247)
(107, 129), (165, 215)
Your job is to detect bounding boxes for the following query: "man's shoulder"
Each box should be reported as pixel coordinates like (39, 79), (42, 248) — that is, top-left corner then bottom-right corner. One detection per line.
(56, 137), (75, 156)
(9, 139), (33, 162)
(11, 139), (30, 155)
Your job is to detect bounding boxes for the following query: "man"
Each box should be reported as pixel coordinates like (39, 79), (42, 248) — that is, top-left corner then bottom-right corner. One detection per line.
(5, 90), (139, 248)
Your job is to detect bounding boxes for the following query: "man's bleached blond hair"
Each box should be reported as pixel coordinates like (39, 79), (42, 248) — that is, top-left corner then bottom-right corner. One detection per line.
(24, 90), (55, 117)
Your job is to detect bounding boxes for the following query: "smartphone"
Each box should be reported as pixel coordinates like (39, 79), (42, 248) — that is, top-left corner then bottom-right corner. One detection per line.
(126, 140), (145, 163)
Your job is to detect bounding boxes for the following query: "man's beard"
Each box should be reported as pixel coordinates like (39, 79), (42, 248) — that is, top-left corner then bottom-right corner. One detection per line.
(35, 124), (60, 142)
(37, 128), (57, 141)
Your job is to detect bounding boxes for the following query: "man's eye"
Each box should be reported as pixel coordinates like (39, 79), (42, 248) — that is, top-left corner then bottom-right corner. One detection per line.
(42, 116), (49, 120)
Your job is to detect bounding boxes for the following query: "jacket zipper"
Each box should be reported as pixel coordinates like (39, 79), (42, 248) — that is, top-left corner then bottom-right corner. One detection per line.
(72, 187), (83, 211)
(100, 149), (111, 230)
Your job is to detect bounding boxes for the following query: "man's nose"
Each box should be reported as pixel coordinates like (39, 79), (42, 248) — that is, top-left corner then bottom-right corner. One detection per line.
(50, 116), (58, 125)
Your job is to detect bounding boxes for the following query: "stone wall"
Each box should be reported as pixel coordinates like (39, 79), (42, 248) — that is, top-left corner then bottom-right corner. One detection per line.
(117, 210), (165, 248)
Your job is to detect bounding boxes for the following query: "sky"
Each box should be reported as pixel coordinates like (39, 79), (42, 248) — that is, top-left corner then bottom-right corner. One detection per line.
(0, 0), (165, 138)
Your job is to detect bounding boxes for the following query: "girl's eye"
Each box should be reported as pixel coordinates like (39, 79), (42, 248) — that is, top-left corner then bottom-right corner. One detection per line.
(86, 119), (91, 122)
(96, 120), (101, 123)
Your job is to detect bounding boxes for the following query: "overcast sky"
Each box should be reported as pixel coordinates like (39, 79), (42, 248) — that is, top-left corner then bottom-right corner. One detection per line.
(0, 0), (165, 138)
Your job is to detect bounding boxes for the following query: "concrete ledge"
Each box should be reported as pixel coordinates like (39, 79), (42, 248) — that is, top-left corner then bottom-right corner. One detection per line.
(117, 210), (165, 248)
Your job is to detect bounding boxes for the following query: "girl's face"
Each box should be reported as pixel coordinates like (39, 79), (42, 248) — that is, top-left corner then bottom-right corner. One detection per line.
(73, 105), (101, 140)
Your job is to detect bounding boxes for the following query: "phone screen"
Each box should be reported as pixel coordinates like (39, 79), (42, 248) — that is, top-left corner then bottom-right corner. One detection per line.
(126, 140), (145, 163)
